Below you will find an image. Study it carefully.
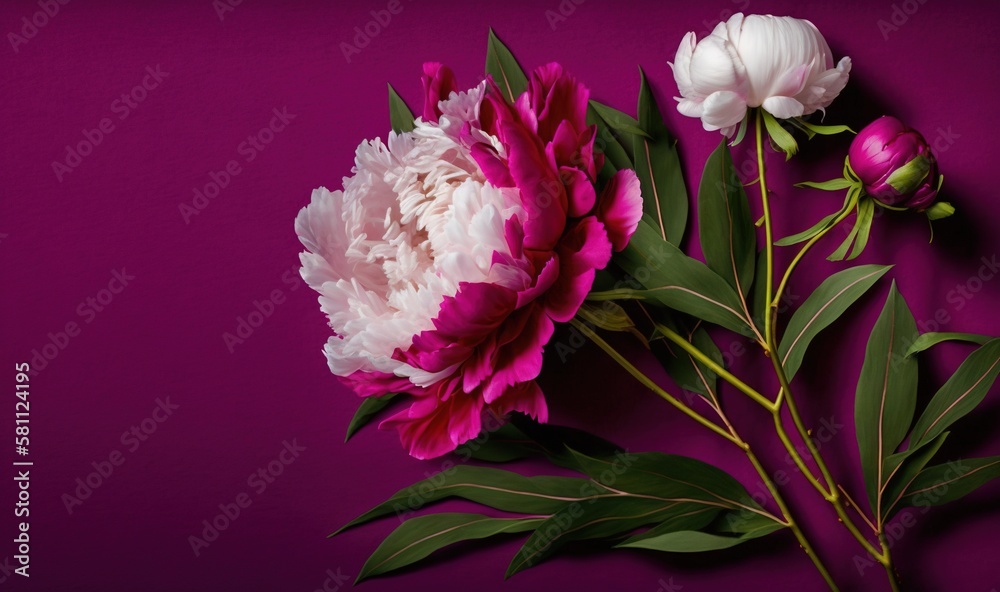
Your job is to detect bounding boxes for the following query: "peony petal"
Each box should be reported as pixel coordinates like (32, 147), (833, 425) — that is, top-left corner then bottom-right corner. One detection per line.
(380, 383), (484, 459)
(670, 32), (698, 99)
(700, 90), (748, 132)
(561, 166), (597, 218)
(762, 96), (805, 119)
(341, 369), (419, 398)
(490, 381), (549, 423)
(421, 62), (458, 123)
(481, 306), (555, 403)
(544, 216), (612, 322)
(470, 143), (515, 187)
(501, 120), (568, 251)
(596, 169), (643, 252)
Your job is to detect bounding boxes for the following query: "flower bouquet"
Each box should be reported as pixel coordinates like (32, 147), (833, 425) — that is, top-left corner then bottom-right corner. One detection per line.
(294, 17), (995, 591)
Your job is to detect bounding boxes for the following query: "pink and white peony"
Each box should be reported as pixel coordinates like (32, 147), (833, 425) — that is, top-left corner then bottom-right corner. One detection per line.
(670, 13), (852, 134)
(295, 63), (643, 459)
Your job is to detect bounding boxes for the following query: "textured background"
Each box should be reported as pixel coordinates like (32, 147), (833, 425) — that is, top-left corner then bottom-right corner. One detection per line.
(2, 1), (999, 590)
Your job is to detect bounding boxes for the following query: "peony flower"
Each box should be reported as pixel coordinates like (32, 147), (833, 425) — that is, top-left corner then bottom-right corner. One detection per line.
(295, 63), (643, 459)
(670, 13), (851, 134)
(848, 116), (943, 212)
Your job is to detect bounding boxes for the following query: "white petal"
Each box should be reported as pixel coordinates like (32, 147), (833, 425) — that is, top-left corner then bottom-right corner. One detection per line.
(762, 96), (805, 119)
(689, 33), (747, 98)
(700, 90), (748, 131)
(670, 32), (697, 98)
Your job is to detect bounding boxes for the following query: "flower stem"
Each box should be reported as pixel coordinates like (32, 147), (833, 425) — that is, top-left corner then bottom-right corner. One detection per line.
(753, 110), (890, 567)
(571, 318), (839, 590)
(742, 446), (840, 591)
(569, 319), (738, 445)
(655, 322), (776, 411)
(879, 534), (903, 592)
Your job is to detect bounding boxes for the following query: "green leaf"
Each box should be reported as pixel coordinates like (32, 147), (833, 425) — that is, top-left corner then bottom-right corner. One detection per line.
(612, 506), (721, 548)
(566, 450), (761, 514)
(761, 111), (798, 159)
(775, 211), (840, 247)
(485, 29), (527, 103)
(855, 282), (920, 510)
(794, 119), (854, 136)
(358, 513), (542, 582)
(508, 416), (624, 471)
(345, 393), (400, 443)
(657, 320), (722, 400)
(633, 68), (688, 245)
(575, 301), (638, 333)
(336, 465), (601, 534)
(609, 219), (753, 335)
(589, 100), (650, 138)
(795, 178), (855, 191)
(617, 520), (783, 552)
(387, 84), (415, 134)
(698, 139), (756, 296)
(909, 339), (1000, 448)
(454, 421), (538, 463)
(895, 456), (1000, 509)
(748, 249), (768, 332)
(778, 264), (892, 381)
(926, 201), (955, 220)
(506, 497), (681, 577)
(880, 432), (949, 521)
(847, 198), (875, 260)
(905, 332), (993, 357)
(587, 103), (633, 171)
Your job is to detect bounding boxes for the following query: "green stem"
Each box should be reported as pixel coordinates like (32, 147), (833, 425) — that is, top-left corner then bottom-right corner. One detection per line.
(655, 322), (776, 411)
(772, 201), (856, 310)
(569, 319), (738, 445)
(572, 318), (839, 590)
(754, 111), (889, 567)
(743, 447), (840, 591)
(755, 110), (777, 358)
(879, 534), (903, 592)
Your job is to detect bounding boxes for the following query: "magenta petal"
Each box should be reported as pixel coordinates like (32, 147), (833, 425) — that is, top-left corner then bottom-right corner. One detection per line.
(430, 282), (517, 342)
(380, 381), (483, 460)
(501, 121), (567, 251)
(421, 62), (458, 123)
(471, 143), (515, 187)
(490, 381), (549, 423)
(482, 306), (554, 403)
(516, 255), (560, 309)
(341, 370), (417, 398)
(561, 166), (597, 218)
(544, 216), (612, 322)
(597, 169), (644, 251)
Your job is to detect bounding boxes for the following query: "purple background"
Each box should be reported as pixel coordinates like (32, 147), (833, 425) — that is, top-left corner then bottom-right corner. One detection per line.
(2, 1), (999, 590)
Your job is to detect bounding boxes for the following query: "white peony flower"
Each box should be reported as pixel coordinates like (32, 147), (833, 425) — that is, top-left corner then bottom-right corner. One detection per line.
(670, 13), (852, 134)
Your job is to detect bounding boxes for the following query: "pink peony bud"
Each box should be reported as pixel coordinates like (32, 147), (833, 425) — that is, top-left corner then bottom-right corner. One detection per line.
(848, 116), (942, 211)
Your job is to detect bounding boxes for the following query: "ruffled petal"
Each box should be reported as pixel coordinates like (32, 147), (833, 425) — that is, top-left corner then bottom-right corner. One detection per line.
(597, 168), (643, 252)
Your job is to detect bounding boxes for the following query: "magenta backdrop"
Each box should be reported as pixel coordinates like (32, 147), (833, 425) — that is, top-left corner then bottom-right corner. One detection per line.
(2, 1), (999, 591)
